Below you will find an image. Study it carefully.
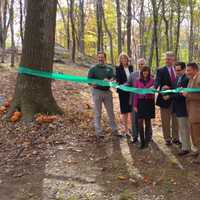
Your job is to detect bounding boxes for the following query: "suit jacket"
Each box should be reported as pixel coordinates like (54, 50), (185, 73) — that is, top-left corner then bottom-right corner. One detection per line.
(116, 65), (133, 93)
(172, 74), (189, 117)
(155, 66), (176, 108)
(186, 73), (200, 123)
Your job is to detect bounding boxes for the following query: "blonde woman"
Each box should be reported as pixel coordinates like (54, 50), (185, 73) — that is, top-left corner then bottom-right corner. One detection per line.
(116, 53), (133, 137)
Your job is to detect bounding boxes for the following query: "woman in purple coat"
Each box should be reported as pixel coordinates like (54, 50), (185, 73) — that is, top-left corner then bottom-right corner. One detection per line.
(133, 66), (155, 149)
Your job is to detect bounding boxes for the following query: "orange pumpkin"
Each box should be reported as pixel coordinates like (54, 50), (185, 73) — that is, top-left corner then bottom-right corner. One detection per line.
(36, 115), (57, 123)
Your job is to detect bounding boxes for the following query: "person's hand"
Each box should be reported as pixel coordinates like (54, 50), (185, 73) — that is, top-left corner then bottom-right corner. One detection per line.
(162, 85), (170, 90)
(134, 107), (138, 112)
(163, 95), (170, 100)
(181, 92), (188, 97)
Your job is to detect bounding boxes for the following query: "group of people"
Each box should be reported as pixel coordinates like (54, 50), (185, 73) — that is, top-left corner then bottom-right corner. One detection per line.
(88, 51), (200, 164)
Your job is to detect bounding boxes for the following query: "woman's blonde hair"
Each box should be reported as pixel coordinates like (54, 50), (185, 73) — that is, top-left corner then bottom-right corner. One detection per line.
(118, 53), (130, 66)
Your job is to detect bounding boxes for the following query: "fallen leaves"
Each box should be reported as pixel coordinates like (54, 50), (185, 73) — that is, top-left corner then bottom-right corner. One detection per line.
(118, 175), (129, 181)
(35, 115), (58, 123)
(11, 111), (22, 122)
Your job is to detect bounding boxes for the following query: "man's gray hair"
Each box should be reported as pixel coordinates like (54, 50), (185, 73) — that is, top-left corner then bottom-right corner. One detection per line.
(165, 51), (175, 57)
(137, 58), (146, 65)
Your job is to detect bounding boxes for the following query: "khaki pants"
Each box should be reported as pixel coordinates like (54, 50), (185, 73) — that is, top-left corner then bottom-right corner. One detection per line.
(190, 123), (200, 150)
(92, 89), (117, 135)
(160, 107), (178, 141)
(177, 117), (191, 151)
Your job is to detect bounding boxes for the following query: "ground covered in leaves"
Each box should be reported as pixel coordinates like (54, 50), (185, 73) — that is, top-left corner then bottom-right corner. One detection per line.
(0, 64), (200, 200)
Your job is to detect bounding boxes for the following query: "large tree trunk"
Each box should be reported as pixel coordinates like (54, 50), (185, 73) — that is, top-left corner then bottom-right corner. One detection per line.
(8, 0), (63, 122)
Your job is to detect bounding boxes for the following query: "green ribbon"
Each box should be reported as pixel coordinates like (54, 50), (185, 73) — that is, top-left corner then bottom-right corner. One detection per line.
(18, 66), (200, 94)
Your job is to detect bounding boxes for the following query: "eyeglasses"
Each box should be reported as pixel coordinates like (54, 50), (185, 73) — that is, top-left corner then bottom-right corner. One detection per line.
(175, 69), (182, 72)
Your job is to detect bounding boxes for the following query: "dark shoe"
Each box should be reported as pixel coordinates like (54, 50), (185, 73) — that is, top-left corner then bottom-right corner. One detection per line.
(140, 142), (148, 149)
(178, 150), (190, 156)
(130, 137), (138, 144)
(116, 132), (124, 138)
(165, 140), (172, 146)
(96, 134), (105, 141)
(140, 143), (146, 149)
(173, 140), (182, 145)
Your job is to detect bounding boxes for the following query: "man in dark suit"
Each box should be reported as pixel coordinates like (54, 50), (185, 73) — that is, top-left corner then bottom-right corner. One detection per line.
(172, 62), (191, 155)
(155, 52), (179, 145)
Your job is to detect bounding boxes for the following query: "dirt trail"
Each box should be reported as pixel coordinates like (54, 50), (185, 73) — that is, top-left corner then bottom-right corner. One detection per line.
(0, 66), (200, 200)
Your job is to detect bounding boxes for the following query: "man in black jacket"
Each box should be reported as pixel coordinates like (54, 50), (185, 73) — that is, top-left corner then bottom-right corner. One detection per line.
(155, 52), (179, 145)
(172, 62), (191, 155)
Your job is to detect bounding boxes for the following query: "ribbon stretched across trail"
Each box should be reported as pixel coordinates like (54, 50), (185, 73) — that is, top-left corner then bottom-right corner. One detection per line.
(18, 66), (200, 95)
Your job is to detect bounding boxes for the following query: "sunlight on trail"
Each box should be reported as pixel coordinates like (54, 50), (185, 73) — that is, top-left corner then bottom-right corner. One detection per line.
(153, 133), (184, 170)
(119, 139), (143, 180)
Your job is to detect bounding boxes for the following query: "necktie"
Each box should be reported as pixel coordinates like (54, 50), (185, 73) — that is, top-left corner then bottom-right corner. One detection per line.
(170, 67), (176, 83)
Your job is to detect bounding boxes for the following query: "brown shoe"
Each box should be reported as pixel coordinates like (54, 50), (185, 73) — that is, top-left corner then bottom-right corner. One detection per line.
(178, 150), (190, 156)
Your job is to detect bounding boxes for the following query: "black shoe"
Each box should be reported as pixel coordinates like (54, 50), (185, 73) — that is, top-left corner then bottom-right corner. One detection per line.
(140, 142), (147, 149)
(140, 144), (145, 149)
(178, 150), (190, 156)
(96, 134), (105, 140)
(130, 137), (138, 144)
(173, 140), (182, 145)
(165, 140), (172, 146)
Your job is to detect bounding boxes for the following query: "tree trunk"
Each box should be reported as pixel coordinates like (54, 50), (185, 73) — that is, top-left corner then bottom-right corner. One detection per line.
(96, 0), (104, 51)
(127, 0), (132, 58)
(115, 0), (122, 55)
(174, 1), (181, 59)
(8, 0), (63, 122)
(102, 3), (114, 65)
(10, 0), (15, 67)
(0, 1), (3, 48)
(70, 0), (76, 62)
(66, 0), (71, 50)
(148, 26), (155, 68)
(162, 0), (170, 51)
(139, 0), (145, 58)
(151, 0), (160, 68)
(189, 0), (194, 62)
(1, 0), (10, 63)
(19, 0), (24, 45)
(169, 3), (174, 50)
(79, 0), (85, 55)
